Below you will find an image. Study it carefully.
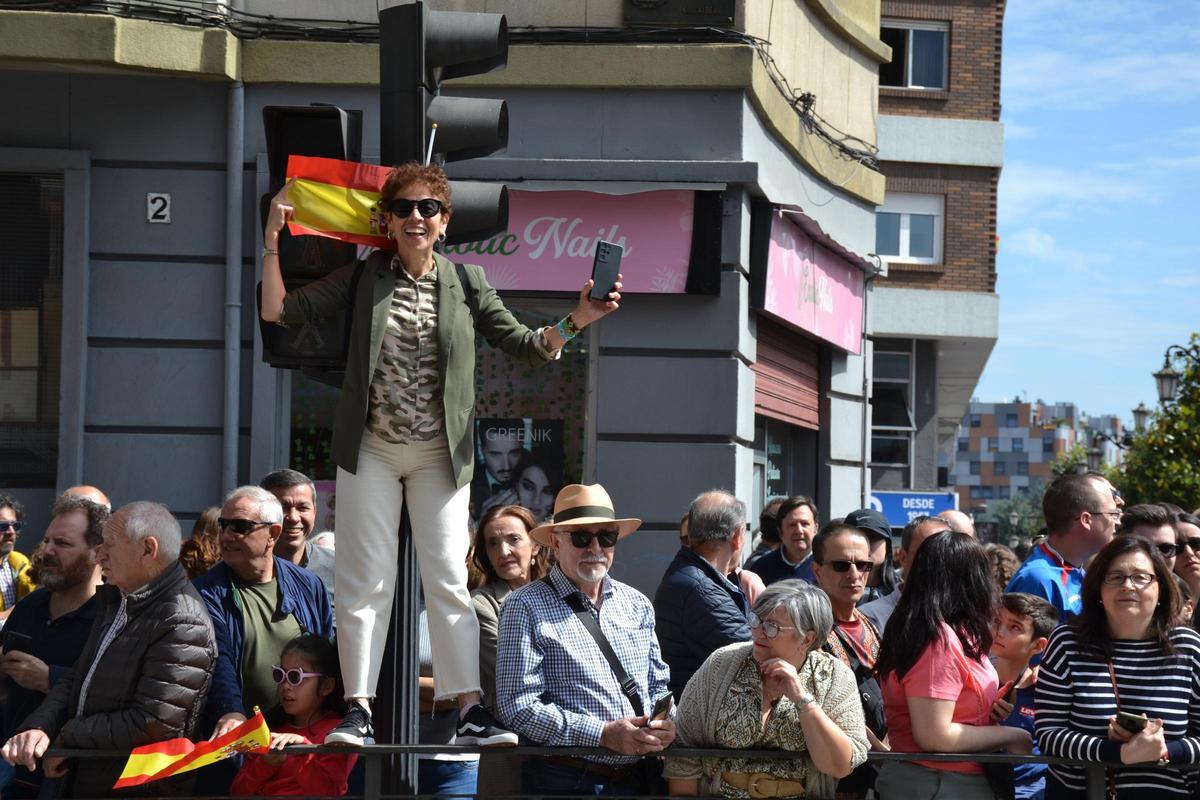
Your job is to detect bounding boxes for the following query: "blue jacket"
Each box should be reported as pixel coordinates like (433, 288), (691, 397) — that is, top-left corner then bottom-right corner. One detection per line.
(653, 546), (751, 698)
(193, 557), (333, 720)
(752, 546), (815, 587)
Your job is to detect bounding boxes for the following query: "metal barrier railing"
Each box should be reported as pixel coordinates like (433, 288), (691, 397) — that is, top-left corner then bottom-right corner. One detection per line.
(39, 742), (1200, 800)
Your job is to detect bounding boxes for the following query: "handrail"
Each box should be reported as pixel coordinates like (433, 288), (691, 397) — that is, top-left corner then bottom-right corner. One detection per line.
(40, 743), (1200, 800)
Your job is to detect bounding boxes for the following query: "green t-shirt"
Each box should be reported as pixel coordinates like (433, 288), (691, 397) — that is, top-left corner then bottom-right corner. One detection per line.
(236, 577), (303, 716)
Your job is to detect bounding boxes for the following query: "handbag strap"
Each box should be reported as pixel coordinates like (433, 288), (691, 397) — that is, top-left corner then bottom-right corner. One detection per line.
(453, 261), (481, 325)
(543, 575), (644, 716)
(1105, 660), (1120, 799)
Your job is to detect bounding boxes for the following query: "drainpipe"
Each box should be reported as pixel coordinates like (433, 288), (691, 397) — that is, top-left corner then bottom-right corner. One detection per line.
(223, 81), (244, 493)
(859, 258), (880, 507)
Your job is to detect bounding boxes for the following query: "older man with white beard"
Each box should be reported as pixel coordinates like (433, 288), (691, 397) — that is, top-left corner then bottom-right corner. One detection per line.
(495, 484), (675, 797)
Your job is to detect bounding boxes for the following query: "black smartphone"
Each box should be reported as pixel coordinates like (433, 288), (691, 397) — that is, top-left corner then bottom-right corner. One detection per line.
(588, 240), (624, 301)
(1115, 710), (1149, 733)
(2, 630), (34, 655)
(649, 693), (674, 722)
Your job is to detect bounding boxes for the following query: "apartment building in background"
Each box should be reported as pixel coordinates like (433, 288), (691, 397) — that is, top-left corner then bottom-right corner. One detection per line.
(867, 0), (1006, 494)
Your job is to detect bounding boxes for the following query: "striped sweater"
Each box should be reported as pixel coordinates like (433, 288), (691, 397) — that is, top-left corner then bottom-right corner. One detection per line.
(1035, 624), (1200, 797)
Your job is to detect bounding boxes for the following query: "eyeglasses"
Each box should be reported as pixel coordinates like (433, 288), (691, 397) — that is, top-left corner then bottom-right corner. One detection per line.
(1154, 542), (1183, 558)
(385, 198), (445, 219)
(748, 611), (798, 640)
(1101, 571), (1155, 589)
(1088, 510), (1123, 521)
(0, 521), (20, 534)
(562, 529), (620, 549)
(272, 666), (325, 686)
(825, 559), (874, 574)
(218, 518), (272, 536)
(1180, 538), (1200, 553)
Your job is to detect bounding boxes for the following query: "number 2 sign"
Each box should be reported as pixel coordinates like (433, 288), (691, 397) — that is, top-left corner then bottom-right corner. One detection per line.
(146, 193), (171, 224)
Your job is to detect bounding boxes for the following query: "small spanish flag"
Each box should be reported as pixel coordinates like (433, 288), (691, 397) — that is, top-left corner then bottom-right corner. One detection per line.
(286, 155), (395, 250)
(112, 710), (270, 789)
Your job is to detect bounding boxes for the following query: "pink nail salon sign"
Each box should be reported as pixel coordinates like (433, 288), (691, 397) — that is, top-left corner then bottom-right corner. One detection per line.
(442, 190), (695, 293)
(761, 211), (865, 354)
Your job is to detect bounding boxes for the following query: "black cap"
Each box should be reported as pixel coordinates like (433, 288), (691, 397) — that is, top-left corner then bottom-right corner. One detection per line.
(843, 508), (892, 541)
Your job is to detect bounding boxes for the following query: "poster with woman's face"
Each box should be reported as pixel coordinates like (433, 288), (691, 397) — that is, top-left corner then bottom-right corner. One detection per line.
(471, 417), (565, 525)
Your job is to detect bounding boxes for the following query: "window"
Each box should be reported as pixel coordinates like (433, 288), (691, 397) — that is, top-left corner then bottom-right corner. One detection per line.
(1018, 462), (1029, 476)
(879, 21), (948, 89)
(957, 437), (968, 452)
(870, 343), (915, 480)
(970, 486), (983, 500)
(994, 461), (1006, 476)
(1012, 438), (1024, 453)
(876, 193), (944, 264)
(969, 461), (981, 476)
(981, 486), (995, 500)
(1005, 413), (1018, 428)
(1043, 436), (1056, 454)
(999, 486), (1011, 500)
(969, 413), (982, 428)
(987, 437), (999, 453)
(0, 173), (63, 488)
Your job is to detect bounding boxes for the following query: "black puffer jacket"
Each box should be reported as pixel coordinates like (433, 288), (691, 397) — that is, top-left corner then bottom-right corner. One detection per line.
(19, 561), (217, 798)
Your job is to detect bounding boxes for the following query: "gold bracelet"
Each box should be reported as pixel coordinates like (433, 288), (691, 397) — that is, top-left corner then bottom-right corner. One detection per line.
(262, 248), (279, 258)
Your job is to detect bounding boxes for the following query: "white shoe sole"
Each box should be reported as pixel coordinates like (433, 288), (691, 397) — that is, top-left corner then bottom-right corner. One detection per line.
(324, 730), (374, 747)
(456, 731), (519, 747)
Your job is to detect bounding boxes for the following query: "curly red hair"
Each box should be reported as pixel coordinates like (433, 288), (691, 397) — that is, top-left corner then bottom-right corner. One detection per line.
(380, 162), (452, 210)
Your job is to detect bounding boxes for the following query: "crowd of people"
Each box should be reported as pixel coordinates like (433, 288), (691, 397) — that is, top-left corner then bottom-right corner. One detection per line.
(0, 469), (1196, 800)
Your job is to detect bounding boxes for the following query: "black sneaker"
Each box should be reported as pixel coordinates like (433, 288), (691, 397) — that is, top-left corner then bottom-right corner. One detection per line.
(324, 703), (374, 747)
(455, 704), (518, 747)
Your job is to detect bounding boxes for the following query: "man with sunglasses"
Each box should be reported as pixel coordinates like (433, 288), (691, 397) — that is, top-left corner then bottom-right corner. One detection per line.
(193, 486), (333, 755)
(496, 484), (674, 797)
(0, 494), (35, 628)
(1116, 503), (1180, 565)
(811, 523), (888, 797)
(1006, 473), (1121, 620)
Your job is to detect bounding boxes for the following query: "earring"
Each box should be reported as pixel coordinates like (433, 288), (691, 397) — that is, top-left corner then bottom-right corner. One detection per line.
(438, 232), (447, 243)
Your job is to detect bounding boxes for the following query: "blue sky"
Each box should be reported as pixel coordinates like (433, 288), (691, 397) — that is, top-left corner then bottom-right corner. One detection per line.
(972, 0), (1200, 426)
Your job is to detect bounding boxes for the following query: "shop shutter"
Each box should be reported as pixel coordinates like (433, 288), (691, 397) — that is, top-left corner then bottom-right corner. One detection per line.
(753, 316), (819, 430)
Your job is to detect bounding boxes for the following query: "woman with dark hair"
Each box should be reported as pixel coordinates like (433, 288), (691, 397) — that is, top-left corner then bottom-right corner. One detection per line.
(875, 531), (1031, 799)
(262, 162), (621, 745)
(1035, 535), (1200, 798)
(478, 447), (564, 524)
(1173, 511), (1200, 600)
(178, 506), (221, 579)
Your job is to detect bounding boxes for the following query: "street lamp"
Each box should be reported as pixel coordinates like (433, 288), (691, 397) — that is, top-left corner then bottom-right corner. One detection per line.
(1155, 343), (1200, 404)
(1087, 444), (1102, 472)
(1132, 402), (1150, 433)
(1008, 511), (1020, 528)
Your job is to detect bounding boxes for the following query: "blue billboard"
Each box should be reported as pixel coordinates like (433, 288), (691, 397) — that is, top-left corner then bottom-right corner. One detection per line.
(868, 490), (959, 528)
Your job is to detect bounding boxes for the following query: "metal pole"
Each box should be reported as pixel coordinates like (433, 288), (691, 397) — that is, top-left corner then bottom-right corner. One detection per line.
(1084, 764), (1106, 800)
(222, 80), (244, 493)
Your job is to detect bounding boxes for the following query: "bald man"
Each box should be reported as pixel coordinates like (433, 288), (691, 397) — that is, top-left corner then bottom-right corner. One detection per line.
(62, 486), (111, 512)
(938, 509), (975, 537)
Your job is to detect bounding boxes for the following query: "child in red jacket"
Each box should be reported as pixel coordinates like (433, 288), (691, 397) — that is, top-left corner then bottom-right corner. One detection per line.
(232, 635), (357, 797)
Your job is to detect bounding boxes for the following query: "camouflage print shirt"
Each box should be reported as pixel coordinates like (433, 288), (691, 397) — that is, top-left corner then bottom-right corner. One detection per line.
(366, 260), (444, 443)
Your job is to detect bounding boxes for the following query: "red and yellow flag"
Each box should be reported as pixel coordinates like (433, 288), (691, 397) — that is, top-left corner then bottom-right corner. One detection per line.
(112, 710), (270, 789)
(285, 155), (395, 250)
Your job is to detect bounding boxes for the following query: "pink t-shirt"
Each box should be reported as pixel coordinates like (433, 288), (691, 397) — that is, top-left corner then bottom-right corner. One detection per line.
(881, 622), (999, 774)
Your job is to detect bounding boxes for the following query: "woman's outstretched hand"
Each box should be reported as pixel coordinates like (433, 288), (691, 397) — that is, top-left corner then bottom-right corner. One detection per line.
(570, 274), (623, 329)
(265, 180), (296, 245)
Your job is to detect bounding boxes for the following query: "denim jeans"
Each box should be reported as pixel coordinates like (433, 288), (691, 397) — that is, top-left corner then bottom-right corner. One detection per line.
(418, 758), (480, 799)
(522, 759), (646, 798)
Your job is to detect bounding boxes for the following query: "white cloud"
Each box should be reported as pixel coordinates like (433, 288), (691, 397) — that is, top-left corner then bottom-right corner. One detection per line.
(1001, 227), (1111, 275)
(1003, 120), (1037, 140)
(998, 162), (1156, 225)
(1006, 227), (1056, 259)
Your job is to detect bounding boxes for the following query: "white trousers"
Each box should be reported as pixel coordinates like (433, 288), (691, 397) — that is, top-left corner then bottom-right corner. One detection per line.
(335, 430), (479, 700)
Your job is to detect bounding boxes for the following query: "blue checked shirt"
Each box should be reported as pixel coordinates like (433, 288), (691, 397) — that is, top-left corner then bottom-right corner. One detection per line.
(495, 565), (670, 764)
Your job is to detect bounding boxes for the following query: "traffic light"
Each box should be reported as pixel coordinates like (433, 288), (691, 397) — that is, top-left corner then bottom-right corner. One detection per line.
(379, 1), (510, 245)
(258, 104), (363, 381)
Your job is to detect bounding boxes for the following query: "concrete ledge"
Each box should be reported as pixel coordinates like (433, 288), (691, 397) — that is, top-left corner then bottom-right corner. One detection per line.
(0, 10), (238, 79)
(877, 115), (1005, 168)
(871, 287), (999, 340)
(243, 38), (376, 85)
(802, 0), (892, 63)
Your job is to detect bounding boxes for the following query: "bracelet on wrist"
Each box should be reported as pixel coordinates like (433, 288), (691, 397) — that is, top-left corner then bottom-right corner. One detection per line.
(556, 313), (581, 341)
(262, 248), (279, 258)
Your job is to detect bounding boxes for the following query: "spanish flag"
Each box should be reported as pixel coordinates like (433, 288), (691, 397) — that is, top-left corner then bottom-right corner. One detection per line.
(285, 155), (395, 250)
(112, 710), (270, 789)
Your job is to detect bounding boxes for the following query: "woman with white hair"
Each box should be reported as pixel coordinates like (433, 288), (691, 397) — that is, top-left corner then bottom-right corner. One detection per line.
(666, 580), (869, 798)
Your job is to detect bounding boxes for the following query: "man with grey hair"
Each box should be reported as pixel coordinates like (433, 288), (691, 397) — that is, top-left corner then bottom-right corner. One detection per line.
(193, 486), (333, 745)
(1, 502), (217, 798)
(259, 468), (335, 600)
(654, 489), (752, 698)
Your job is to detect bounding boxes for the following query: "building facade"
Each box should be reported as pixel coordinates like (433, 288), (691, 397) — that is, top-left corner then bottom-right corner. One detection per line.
(0, 0), (889, 593)
(867, 0), (1005, 496)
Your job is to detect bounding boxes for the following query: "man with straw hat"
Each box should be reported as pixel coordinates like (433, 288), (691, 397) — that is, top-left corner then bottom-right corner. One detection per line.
(494, 484), (675, 796)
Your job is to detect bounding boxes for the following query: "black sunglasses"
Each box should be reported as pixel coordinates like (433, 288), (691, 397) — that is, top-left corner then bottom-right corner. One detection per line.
(0, 521), (21, 534)
(827, 559), (874, 574)
(565, 529), (620, 549)
(1181, 537), (1200, 553)
(1155, 542), (1183, 557)
(218, 517), (272, 536)
(386, 198), (445, 219)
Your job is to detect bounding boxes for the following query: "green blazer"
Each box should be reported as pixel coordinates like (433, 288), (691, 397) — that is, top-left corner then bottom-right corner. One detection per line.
(279, 250), (552, 487)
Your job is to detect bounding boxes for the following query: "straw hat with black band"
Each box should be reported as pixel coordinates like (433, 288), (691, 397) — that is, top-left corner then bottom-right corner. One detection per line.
(529, 484), (642, 548)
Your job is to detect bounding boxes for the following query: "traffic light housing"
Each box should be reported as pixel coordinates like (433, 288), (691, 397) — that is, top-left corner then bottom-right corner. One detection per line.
(258, 104), (364, 382)
(379, 1), (510, 245)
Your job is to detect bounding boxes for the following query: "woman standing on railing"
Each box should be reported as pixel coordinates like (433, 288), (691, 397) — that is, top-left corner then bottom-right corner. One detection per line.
(666, 580), (869, 799)
(874, 531), (1032, 800)
(1035, 535), (1200, 799)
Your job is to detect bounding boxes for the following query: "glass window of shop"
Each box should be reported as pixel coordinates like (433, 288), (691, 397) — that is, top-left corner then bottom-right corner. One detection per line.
(0, 173), (63, 490)
(870, 339), (915, 488)
(288, 297), (588, 528)
(753, 416), (818, 516)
